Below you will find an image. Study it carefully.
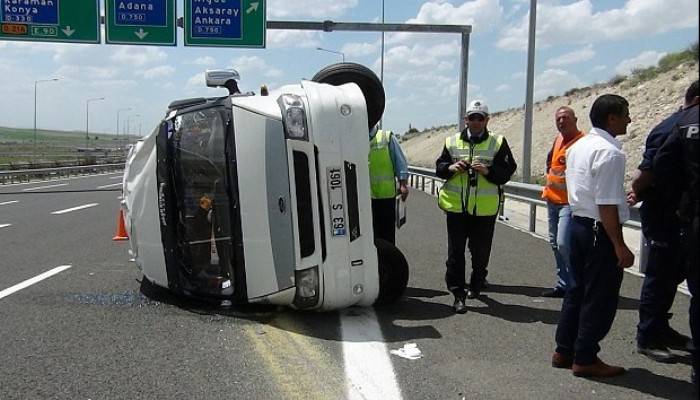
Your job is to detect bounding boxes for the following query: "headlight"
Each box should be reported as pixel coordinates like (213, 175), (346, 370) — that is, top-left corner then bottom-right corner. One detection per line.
(278, 94), (309, 141)
(293, 266), (319, 309)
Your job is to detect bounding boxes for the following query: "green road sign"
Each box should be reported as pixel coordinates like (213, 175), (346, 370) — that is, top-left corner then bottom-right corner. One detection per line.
(0, 0), (100, 44)
(184, 0), (266, 48)
(105, 0), (176, 46)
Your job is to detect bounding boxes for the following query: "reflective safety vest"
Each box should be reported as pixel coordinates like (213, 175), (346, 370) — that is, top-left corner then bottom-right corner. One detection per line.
(541, 132), (583, 204)
(369, 130), (396, 199)
(438, 133), (504, 215)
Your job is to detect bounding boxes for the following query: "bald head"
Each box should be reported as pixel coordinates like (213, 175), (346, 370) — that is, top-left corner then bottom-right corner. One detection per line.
(555, 106), (579, 139)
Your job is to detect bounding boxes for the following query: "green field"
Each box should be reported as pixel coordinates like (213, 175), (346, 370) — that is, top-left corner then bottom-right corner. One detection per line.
(0, 126), (135, 167)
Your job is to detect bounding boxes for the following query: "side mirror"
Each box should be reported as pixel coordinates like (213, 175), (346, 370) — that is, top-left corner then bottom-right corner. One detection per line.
(205, 69), (241, 95)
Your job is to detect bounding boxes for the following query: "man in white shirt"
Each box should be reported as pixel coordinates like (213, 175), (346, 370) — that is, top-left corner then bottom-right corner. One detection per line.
(551, 94), (635, 378)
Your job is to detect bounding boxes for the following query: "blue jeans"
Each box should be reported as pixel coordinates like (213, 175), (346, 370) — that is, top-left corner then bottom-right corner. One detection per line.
(547, 202), (572, 290)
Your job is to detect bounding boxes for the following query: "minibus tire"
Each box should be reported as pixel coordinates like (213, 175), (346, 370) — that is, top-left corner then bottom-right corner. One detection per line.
(373, 239), (409, 306)
(311, 62), (385, 130)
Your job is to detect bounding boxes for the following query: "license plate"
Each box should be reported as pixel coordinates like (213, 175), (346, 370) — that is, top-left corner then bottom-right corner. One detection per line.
(327, 167), (346, 237)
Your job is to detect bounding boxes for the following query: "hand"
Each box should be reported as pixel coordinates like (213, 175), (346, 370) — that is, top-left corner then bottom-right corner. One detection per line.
(399, 183), (409, 201)
(448, 160), (469, 173)
(614, 244), (635, 269)
(471, 162), (490, 176)
(626, 191), (638, 206)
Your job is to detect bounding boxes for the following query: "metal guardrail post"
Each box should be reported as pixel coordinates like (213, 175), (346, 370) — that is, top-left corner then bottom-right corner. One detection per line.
(529, 204), (537, 233)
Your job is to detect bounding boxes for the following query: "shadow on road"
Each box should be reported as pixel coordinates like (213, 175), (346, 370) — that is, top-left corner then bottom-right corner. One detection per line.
(594, 368), (696, 400)
(486, 283), (641, 310)
(467, 294), (561, 324)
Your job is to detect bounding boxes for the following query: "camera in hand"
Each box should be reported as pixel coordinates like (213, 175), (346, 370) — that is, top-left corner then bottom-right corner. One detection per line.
(467, 165), (478, 186)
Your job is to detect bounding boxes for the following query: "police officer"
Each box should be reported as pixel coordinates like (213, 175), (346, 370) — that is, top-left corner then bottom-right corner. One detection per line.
(652, 79), (699, 387)
(369, 124), (409, 245)
(435, 100), (517, 314)
(630, 81), (698, 361)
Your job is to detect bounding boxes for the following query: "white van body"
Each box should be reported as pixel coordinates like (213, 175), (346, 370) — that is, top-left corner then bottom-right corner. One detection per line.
(123, 80), (381, 310)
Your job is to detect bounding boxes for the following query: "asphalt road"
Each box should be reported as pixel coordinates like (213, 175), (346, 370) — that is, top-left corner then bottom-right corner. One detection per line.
(0, 174), (695, 399)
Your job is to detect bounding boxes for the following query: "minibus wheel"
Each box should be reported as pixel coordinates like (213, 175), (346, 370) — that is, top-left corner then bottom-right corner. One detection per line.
(373, 239), (409, 306)
(311, 62), (385, 130)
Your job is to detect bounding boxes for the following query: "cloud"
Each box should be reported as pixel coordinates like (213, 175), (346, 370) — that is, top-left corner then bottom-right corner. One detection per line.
(230, 56), (283, 78)
(534, 69), (583, 100)
(136, 65), (176, 80)
(615, 50), (667, 75)
(341, 41), (380, 58)
(186, 72), (205, 89)
(110, 47), (167, 67)
(190, 56), (217, 66)
(592, 65), (607, 72)
(268, 0), (358, 18)
(267, 30), (321, 48)
(495, 84), (511, 92)
(511, 71), (526, 80)
(546, 44), (595, 66)
(498, 0), (699, 51)
(407, 0), (503, 32)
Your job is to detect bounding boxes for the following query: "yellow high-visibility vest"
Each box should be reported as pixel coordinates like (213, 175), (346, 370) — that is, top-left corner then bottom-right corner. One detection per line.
(438, 133), (504, 215)
(369, 130), (397, 199)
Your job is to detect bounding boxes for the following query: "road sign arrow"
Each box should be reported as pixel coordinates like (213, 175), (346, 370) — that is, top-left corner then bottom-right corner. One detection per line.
(246, 2), (259, 14)
(134, 28), (149, 40)
(61, 26), (75, 37)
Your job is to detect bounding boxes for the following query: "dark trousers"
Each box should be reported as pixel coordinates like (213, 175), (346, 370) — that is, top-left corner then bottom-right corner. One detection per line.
(555, 216), (624, 365)
(372, 198), (396, 245)
(637, 235), (685, 345)
(445, 212), (496, 296)
(689, 267), (699, 375)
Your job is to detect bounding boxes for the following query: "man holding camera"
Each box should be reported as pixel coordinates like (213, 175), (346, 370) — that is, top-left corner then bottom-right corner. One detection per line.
(435, 100), (517, 314)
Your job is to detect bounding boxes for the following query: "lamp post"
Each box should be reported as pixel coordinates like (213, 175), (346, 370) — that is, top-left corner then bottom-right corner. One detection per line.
(126, 114), (140, 146)
(380, 0), (385, 129)
(316, 47), (345, 62)
(33, 78), (59, 161)
(86, 97), (105, 149)
(116, 107), (131, 151)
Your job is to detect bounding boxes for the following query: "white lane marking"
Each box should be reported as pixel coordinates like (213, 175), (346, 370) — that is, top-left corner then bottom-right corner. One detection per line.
(0, 224), (11, 228)
(0, 265), (72, 300)
(97, 183), (122, 189)
(51, 203), (99, 215)
(109, 176), (123, 180)
(341, 308), (403, 400)
(0, 200), (19, 206)
(22, 183), (69, 192)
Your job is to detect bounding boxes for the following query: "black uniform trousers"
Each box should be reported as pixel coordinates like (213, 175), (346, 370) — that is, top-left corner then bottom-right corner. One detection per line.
(445, 211), (496, 296)
(636, 234), (685, 346)
(372, 198), (396, 245)
(555, 216), (624, 365)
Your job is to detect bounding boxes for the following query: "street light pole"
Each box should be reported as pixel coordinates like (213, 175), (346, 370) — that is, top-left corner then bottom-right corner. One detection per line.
(316, 47), (345, 62)
(86, 97), (105, 149)
(116, 107), (131, 151)
(380, 0), (385, 129)
(33, 78), (59, 161)
(126, 114), (140, 146)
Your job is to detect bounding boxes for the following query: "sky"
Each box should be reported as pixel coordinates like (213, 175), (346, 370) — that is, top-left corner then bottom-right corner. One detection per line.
(0, 0), (698, 137)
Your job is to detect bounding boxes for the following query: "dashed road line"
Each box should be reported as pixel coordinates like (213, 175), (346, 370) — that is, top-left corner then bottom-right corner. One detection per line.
(51, 203), (99, 215)
(341, 308), (403, 400)
(0, 224), (11, 229)
(22, 183), (69, 192)
(97, 183), (122, 189)
(0, 200), (19, 206)
(0, 265), (72, 300)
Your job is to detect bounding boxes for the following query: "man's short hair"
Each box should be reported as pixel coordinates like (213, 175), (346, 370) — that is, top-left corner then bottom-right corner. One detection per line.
(589, 94), (629, 129)
(685, 80), (699, 104)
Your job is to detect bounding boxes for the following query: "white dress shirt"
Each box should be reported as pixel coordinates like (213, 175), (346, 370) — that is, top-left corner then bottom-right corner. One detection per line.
(565, 127), (630, 223)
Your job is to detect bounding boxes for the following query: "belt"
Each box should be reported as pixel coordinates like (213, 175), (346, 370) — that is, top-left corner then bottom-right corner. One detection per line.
(573, 215), (602, 228)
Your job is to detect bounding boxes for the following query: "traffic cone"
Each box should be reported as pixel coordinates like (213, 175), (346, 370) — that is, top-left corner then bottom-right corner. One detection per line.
(113, 209), (129, 241)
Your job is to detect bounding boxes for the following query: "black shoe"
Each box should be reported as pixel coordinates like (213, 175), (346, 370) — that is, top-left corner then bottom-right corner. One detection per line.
(453, 297), (467, 314)
(637, 342), (675, 363)
(663, 327), (693, 351)
(541, 288), (566, 298)
(466, 288), (480, 299)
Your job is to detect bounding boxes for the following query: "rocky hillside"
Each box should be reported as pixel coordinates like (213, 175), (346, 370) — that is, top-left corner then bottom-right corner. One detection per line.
(401, 61), (698, 187)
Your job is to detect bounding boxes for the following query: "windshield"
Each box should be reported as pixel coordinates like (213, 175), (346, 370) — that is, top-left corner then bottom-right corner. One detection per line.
(170, 107), (236, 297)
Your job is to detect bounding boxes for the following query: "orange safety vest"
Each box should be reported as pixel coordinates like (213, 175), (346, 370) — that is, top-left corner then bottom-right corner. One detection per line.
(541, 131), (584, 204)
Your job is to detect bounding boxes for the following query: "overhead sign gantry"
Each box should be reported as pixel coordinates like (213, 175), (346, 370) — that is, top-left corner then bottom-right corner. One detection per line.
(0, 0), (100, 44)
(105, 0), (177, 46)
